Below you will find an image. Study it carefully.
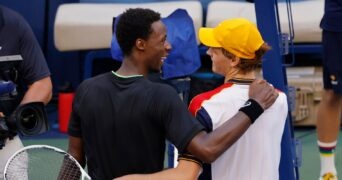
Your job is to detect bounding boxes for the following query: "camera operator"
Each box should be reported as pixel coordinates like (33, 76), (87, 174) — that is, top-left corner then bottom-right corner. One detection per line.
(0, 5), (52, 179)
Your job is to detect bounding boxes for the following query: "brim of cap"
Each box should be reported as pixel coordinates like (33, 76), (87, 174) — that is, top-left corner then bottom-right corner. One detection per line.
(199, 28), (222, 48)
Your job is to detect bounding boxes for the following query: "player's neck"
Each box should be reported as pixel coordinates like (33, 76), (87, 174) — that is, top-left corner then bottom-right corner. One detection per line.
(225, 71), (256, 82)
(116, 57), (147, 77)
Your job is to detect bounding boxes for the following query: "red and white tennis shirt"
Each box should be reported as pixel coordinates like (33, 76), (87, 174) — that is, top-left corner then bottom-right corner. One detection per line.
(189, 79), (288, 180)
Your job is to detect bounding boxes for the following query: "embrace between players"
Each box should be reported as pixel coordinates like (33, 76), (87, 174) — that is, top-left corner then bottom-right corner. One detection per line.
(67, 8), (288, 180)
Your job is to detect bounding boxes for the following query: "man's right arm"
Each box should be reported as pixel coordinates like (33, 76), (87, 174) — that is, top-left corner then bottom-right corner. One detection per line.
(67, 136), (86, 167)
(66, 83), (87, 167)
(58, 136), (85, 179)
(187, 80), (278, 163)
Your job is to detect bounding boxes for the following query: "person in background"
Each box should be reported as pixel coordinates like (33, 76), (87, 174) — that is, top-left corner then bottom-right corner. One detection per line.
(316, 0), (342, 179)
(0, 5), (52, 180)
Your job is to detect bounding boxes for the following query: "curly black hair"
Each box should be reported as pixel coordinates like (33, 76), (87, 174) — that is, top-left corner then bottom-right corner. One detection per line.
(116, 8), (161, 56)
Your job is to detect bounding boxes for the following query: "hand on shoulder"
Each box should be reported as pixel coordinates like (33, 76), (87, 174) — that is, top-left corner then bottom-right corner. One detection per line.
(249, 79), (279, 110)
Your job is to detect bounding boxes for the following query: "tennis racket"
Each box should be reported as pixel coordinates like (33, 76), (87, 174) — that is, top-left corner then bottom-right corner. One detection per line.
(3, 144), (91, 180)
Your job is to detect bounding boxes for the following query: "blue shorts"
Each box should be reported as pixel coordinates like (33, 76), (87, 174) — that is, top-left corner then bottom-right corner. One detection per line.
(322, 30), (342, 94)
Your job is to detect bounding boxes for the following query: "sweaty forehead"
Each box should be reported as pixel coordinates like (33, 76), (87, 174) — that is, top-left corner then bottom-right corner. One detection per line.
(150, 20), (167, 38)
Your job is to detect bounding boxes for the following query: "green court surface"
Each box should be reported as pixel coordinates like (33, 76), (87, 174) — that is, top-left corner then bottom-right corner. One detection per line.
(295, 129), (342, 180)
(23, 138), (68, 152)
(22, 129), (342, 180)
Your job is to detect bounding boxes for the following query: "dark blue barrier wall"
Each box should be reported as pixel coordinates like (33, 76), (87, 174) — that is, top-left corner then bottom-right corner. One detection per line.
(0, 0), (46, 47)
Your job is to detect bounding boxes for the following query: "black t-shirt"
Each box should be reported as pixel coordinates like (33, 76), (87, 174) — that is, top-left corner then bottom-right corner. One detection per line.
(68, 72), (204, 179)
(0, 5), (50, 115)
(320, 0), (342, 32)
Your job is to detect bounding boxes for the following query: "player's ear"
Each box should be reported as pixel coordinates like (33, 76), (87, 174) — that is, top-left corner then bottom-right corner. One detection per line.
(136, 38), (146, 51)
(229, 56), (240, 67)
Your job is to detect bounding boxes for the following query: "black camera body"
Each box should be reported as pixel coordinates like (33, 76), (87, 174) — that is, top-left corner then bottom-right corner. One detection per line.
(5, 102), (49, 136)
(0, 102), (50, 137)
(0, 102), (49, 149)
(1, 56), (49, 148)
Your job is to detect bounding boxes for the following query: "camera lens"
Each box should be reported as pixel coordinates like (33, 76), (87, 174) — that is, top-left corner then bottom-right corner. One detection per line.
(12, 102), (49, 136)
(17, 106), (43, 136)
(20, 108), (38, 130)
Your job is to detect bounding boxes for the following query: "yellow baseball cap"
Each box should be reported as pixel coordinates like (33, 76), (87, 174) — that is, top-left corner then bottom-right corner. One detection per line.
(199, 18), (264, 59)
